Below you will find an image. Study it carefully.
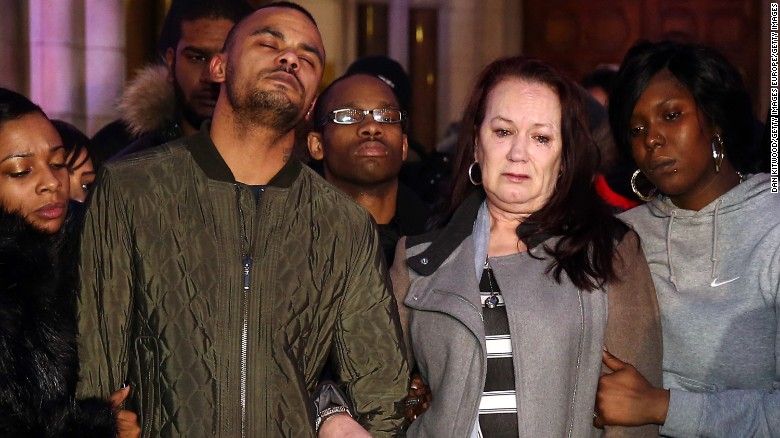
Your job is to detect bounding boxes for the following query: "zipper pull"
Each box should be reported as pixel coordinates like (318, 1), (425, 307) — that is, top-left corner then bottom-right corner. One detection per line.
(242, 256), (253, 290)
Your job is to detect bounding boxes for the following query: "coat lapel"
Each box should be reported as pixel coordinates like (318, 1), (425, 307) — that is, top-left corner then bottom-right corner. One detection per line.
(405, 235), (486, 345)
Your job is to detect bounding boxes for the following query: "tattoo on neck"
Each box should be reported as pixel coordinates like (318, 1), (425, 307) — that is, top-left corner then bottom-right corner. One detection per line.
(283, 147), (292, 162)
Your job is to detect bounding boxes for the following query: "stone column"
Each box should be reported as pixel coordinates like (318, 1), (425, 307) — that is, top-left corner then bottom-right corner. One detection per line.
(85, 0), (126, 134)
(29, 0), (87, 127)
(342, 0), (359, 74)
(388, 0), (410, 70)
(438, 0), (477, 136)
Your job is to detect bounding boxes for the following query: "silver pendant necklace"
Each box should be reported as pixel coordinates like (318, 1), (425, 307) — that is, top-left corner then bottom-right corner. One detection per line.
(484, 258), (500, 309)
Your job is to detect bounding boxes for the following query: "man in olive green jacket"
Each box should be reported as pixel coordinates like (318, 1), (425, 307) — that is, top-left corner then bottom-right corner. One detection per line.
(76, 4), (408, 437)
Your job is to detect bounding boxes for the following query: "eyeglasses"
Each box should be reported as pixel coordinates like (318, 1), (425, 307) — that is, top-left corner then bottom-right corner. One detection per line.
(319, 108), (406, 127)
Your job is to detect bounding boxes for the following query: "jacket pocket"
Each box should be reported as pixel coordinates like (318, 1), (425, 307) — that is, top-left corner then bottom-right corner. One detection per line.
(134, 336), (161, 438)
(665, 371), (718, 392)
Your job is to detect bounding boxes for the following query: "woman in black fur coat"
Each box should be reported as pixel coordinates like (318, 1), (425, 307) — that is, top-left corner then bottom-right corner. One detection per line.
(0, 87), (138, 437)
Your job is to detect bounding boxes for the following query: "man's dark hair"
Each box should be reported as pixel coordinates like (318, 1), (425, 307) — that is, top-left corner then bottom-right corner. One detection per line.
(309, 75), (350, 131)
(222, 1), (318, 54)
(52, 119), (97, 170)
(346, 56), (411, 112)
(157, 0), (253, 56)
(0, 87), (46, 128)
(256, 1), (317, 26)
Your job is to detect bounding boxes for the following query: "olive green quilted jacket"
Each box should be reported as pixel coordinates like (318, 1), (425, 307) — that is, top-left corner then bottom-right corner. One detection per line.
(76, 127), (408, 437)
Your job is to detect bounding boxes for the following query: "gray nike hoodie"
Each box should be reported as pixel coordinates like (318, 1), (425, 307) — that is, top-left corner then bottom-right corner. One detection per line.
(620, 173), (780, 437)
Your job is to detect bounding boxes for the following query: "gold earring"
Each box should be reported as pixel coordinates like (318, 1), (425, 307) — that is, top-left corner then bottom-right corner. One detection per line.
(630, 169), (657, 202)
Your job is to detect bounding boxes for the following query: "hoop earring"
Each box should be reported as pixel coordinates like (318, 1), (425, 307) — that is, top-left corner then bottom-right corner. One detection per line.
(711, 134), (724, 174)
(468, 162), (482, 186)
(631, 169), (657, 202)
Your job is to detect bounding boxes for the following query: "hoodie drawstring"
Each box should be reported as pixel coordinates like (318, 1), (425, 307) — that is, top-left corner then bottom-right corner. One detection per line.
(666, 210), (679, 290)
(711, 200), (723, 280)
(665, 199), (724, 291)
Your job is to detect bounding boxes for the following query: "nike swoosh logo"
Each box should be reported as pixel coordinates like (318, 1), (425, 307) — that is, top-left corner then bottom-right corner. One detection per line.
(710, 277), (740, 287)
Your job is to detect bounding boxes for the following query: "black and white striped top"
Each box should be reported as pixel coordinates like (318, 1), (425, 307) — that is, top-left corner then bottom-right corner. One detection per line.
(477, 261), (517, 437)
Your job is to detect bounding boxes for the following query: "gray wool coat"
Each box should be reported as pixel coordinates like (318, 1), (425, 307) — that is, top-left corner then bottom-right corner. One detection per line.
(389, 205), (662, 438)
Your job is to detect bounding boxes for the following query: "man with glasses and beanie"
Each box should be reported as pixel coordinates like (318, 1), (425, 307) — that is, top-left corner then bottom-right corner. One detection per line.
(307, 73), (430, 267)
(307, 72), (432, 425)
(76, 3), (408, 437)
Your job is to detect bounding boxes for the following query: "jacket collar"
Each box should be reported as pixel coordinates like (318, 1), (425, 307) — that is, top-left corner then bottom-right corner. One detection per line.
(406, 190), (552, 276)
(406, 191), (484, 276)
(186, 120), (301, 188)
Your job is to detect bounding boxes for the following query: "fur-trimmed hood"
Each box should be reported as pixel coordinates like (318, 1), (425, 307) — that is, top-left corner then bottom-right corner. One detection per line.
(117, 63), (177, 137)
(0, 208), (117, 437)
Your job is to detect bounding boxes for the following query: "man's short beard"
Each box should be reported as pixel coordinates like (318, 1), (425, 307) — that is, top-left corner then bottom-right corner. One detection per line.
(234, 88), (299, 131)
(226, 65), (301, 132)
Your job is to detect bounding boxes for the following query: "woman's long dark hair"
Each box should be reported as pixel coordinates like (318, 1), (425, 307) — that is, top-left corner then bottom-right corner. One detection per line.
(450, 56), (627, 292)
(51, 119), (98, 170)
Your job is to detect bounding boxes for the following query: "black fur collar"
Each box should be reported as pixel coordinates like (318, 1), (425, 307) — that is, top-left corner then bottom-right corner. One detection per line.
(0, 208), (116, 437)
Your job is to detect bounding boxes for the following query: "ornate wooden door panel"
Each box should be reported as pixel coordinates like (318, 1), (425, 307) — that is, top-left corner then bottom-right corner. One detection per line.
(523, 0), (760, 103)
(524, 1), (642, 79)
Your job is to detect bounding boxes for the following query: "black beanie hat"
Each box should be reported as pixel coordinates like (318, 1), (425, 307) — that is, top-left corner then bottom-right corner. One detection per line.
(346, 56), (412, 112)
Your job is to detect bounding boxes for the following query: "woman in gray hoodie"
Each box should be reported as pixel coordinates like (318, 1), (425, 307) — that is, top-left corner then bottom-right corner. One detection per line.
(598, 40), (779, 437)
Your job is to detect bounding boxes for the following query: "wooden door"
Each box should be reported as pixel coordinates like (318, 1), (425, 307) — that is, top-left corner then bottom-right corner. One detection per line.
(125, 0), (170, 77)
(357, 3), (390, 57)
(523, 0), (761, 107)
(409, 8), (438, 153)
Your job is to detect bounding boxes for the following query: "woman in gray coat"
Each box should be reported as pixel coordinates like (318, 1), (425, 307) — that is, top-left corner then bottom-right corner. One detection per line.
(395, 57), (662, 437)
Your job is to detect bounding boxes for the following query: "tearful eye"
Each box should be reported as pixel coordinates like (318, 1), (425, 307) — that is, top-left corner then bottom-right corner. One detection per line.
(534, 136), (550, 145)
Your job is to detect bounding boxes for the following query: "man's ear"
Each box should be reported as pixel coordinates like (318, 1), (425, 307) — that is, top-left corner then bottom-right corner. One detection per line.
(165, 48), (176, 84)
(307, 132), (325, 160)
(210, 53), (227, 83)
(402, 134), (409, 161)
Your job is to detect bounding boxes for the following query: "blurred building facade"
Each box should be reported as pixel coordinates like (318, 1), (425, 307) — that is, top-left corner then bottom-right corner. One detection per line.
(0, 0), (770, 150)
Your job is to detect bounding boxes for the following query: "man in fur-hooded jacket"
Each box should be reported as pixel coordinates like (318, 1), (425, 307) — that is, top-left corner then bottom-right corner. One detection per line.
(0, 206), (121, 437)
(91, 1), (252, 164)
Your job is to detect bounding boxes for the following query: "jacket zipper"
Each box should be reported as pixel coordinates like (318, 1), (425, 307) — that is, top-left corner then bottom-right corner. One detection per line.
(566, 289), (586, 438)
(240, 255), (252, 438)
(236, 186), (252, 438)
(237, 185), (265, 438)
